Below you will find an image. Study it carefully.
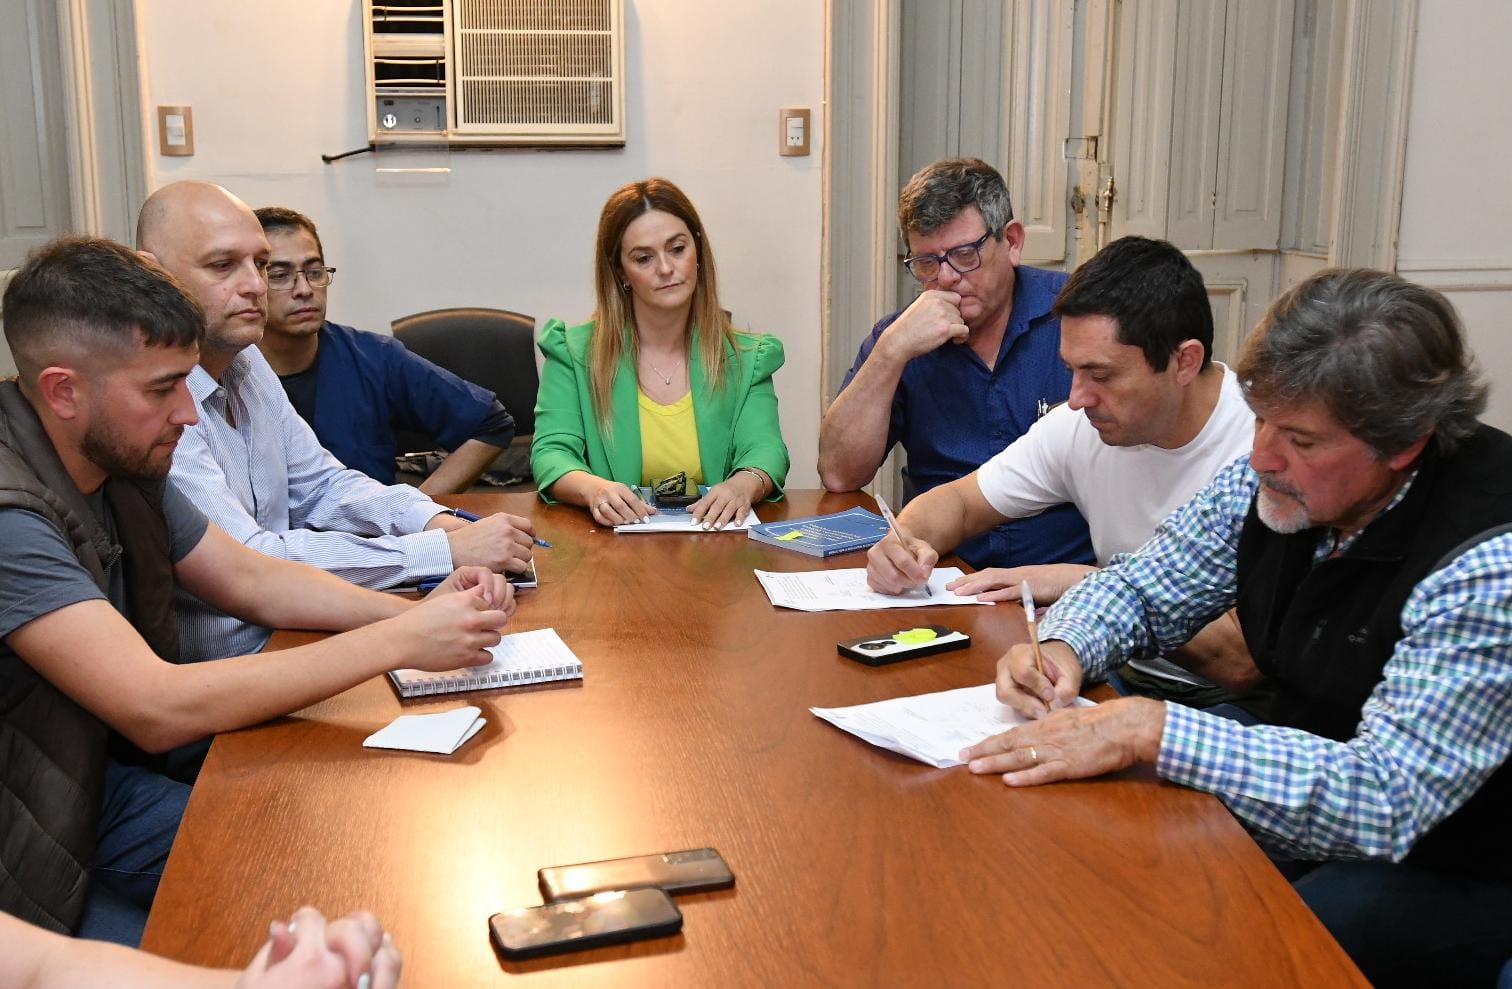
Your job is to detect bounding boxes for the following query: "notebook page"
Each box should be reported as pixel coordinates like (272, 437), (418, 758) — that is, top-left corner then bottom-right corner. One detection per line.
(390, 627), (581, 693)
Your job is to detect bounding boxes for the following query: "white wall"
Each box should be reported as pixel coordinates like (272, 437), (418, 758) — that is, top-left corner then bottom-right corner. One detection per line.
(1397, 0), (1512, 432)
(133, 1), (826, 485)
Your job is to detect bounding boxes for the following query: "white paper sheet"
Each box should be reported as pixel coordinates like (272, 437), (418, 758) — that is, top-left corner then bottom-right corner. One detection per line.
(753, 567), (992, 612)
(811, 684), (1095, 768)
(363, 706), (486, 755)
(614, 511), (756, 533)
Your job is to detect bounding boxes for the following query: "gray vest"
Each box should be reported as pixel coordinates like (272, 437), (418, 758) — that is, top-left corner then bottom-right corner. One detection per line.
(0, 380), (176, 932)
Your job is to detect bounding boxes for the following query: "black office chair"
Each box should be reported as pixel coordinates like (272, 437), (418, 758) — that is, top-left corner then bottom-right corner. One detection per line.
(391, 306), (538, 485)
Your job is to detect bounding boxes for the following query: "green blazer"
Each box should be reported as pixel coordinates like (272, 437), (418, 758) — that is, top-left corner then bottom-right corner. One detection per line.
(530, 318), (791, 501)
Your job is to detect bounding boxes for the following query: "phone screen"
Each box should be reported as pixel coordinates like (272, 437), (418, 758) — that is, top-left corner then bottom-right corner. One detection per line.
(490, 888), (682, 959)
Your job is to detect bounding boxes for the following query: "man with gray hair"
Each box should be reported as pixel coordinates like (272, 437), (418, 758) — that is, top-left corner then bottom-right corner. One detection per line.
(818, 157), (1092, 570)
(961, 268), (1512, 986)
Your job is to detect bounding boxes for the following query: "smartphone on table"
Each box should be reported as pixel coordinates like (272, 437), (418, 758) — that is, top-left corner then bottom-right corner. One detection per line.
(538, 847), (735, 901)
(489, 887), (683, 961)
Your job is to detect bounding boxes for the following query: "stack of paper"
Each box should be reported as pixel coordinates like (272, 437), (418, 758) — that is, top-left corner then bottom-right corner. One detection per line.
(364, 706), (486, 755)
(614, 512), (756, 533)
(811, 684), (1094, 768)
(753, 567), (991, 612)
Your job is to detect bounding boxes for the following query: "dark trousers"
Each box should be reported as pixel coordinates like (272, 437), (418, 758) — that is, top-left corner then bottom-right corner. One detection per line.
(75, 759), (190, 946)
(1278, 859), (1512, 988)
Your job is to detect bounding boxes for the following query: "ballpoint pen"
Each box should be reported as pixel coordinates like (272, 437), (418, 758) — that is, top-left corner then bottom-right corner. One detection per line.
(453, 508), (552, 548)
(874, 493), (905, 543)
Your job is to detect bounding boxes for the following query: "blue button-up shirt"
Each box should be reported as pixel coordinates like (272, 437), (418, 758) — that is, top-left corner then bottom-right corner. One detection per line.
(285, 321), (504, 484)
(170, 346), (454, 661)
(1042, 455), (1512, 862)
(840, 264), (1093, 568)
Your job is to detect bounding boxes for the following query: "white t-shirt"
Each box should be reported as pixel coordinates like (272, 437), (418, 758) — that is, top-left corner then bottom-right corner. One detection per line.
(977, 363), (1253, 564)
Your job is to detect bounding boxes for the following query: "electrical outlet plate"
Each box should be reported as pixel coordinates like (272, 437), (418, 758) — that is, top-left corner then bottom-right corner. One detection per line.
(778, 107), (810, 157)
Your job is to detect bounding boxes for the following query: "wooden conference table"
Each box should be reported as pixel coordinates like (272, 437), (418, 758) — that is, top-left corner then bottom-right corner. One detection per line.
(143, 491), (1365, 986)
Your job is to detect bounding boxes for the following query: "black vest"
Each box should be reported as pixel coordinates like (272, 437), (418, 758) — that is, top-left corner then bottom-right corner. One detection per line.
(1235, 424), (1512, 881)
(0, 380), (180, 932)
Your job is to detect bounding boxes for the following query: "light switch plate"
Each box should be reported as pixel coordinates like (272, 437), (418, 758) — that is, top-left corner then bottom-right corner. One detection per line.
(157, 105), (194, 157)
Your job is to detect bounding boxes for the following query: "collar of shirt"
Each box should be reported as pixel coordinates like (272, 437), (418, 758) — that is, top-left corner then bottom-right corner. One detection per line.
(990, 264), (1065, 371)
(1320, 469), (1419, 561)
(187, 349), (255, 408)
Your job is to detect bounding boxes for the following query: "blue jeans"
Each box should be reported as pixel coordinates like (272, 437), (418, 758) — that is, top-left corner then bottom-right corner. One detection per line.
(76, 759), (190, 946)
(1273, 858), (1512, 988)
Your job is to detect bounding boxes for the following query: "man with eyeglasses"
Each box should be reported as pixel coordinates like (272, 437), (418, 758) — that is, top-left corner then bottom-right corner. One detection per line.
(137, 181), (536, 673)
(819, 158), (1092, 571)
(254, 206), (515, 494)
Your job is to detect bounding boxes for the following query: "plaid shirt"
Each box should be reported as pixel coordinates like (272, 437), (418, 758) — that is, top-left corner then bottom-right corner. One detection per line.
(1041, 455), (1512, 861)
(171, 346), (454, 661)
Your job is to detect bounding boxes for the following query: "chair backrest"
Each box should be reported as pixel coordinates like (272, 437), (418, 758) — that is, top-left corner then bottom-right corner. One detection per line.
(391, 307), (538, 440)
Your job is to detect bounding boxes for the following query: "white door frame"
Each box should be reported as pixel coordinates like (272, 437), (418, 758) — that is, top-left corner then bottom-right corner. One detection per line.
(55, 0), (146, 245)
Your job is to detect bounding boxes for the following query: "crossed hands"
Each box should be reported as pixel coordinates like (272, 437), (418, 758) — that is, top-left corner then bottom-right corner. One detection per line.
(236, 906), (400, 989)
(396, 567), (515, 671)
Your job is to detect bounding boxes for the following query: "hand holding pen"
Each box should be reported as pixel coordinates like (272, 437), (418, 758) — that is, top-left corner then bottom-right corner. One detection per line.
(442, 508), (544, 574)
(453, 508), (552, 548)
(866, 494), (940, 594)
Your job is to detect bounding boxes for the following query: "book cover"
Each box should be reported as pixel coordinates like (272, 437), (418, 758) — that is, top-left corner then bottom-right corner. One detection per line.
(747, 507), (890, 557)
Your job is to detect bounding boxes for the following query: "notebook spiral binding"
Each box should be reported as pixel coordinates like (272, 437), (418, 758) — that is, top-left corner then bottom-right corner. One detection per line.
(410, 664), (581, 696)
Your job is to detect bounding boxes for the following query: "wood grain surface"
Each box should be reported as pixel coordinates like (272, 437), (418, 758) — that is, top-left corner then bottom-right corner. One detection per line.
(141, 491), (1365, 986)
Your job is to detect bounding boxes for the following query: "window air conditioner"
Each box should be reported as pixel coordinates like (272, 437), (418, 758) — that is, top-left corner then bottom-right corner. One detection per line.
(363, 0), (626, 147)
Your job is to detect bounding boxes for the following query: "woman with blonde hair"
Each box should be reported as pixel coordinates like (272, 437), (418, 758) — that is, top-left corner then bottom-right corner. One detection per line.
(531, 178), (790, 528)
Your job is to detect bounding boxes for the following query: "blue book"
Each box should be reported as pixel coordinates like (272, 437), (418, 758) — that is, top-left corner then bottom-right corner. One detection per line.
(747, 507), (890, 557)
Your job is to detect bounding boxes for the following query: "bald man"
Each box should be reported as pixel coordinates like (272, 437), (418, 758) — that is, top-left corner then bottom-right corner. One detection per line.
(138, 182), (536, 663)
(0, 237), (512, 945)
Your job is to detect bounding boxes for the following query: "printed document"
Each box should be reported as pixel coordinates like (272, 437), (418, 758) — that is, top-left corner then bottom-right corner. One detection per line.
(811, 683), (1094, 768)
(754, 567), (991, 612)
(615, 512), (756, 533)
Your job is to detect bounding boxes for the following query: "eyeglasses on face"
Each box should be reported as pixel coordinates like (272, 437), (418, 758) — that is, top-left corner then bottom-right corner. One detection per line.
(265, 265), (336, 290)
(901, 230), (993, 283)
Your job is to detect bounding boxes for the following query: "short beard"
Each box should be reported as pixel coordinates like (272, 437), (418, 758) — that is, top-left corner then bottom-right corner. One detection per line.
(81, 419), (175, 482)
(1255, 479), (1311, 534)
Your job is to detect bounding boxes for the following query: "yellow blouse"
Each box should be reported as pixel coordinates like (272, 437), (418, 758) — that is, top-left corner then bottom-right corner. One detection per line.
(637, 389), (704, 488)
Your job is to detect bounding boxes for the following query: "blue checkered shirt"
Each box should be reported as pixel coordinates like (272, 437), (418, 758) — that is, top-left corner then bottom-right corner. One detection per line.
(171, 346), (454, 661)
(1040, 455), (1512, 861)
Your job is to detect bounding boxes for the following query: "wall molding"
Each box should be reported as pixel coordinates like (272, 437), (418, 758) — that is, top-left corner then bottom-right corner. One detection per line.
(1395, 259), (1512, 292)
(1203, 278), (1251, 363)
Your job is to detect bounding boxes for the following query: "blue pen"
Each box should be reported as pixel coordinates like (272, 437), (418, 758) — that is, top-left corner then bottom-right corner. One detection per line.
(452, 508), (552, 548)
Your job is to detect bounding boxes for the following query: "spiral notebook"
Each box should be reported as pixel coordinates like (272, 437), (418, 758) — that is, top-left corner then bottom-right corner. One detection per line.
(386, 628), (583, 699)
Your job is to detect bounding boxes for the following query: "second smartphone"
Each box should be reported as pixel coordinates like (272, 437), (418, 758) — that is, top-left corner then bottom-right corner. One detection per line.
(538, 847), (735, 901)
(490, 887), (683, 961)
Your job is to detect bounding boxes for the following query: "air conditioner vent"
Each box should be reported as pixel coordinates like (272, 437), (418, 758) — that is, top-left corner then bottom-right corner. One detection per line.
(371, 2), (445, 34)
(454, 0), (610, 32)
(365, 0), (624, 146)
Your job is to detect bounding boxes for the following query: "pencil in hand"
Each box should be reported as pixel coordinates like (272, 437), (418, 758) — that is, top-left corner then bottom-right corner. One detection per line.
(1021, 581), (1046, 676)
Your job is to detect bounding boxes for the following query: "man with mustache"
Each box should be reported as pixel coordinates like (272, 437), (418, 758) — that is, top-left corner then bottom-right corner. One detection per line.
(866, 237), (1258, 714)
(0, 238), (512, 946)
(818, 157), (1093, 571)
(962, 269), (1512, 986)
(136, 181), (535, 665)
(252, 206), (515, 494)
